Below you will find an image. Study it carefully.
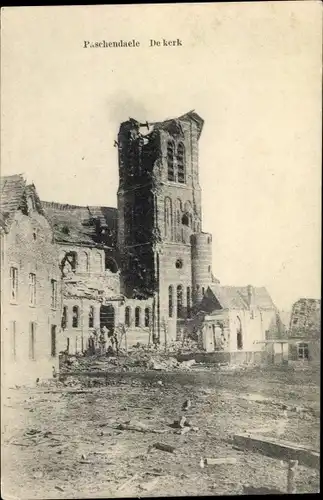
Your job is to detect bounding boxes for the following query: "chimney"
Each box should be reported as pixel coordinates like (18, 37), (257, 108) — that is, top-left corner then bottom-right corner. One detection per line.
(247, 284), (255, 308)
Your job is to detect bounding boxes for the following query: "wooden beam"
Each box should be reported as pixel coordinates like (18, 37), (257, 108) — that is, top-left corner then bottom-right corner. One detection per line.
(233, 433), (320, 469)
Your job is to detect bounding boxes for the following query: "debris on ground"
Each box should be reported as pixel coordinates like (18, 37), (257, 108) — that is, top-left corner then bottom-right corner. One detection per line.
(116, 420), (169, 435)
(139, 477), (160, 492)
(149, 442), (176, 453)
(178, 426), (191, 435)
(203, 457), (238, 466)
(2, 364), (319, 498)
(118, 473), (140, 492)
(182, 399), (192, 411)
(178, 359), (196, 370)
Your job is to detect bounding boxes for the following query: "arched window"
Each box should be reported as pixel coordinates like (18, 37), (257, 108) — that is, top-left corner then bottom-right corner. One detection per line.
(202, 287), (205, 296)
(89, 306), (94, 328)
(177, 285), (183, 318)
(177, 143), (185, 183)
(61, 306), (68, 329)
(125, 306), (131, 327)
(105, 255), (118, 273)
(168, 285), (173, 318)
(61, 251), (77, 275)
(135, 307), (141, 327)
(182, 213), (189, 226)
(72, 306), (79, 328)
(164, 197), (173, 240)
(187, 286), (191, 318)
(184, 201), (192, 228)
(167, 141), (175, 181)
(81, 251), (89, 272)
(144, 308), (150, 327)
(94, 251), (103, 273)
(176, 199), (182, 242)
(100, 305), (115, 333)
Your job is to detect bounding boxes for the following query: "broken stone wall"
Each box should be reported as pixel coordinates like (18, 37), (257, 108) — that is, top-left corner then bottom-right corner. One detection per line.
(289, 298), (321, 339)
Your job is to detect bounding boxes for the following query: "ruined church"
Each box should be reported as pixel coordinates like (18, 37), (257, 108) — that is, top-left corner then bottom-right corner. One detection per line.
(1, 110), (279, 385)
(43, 111), (216, 349)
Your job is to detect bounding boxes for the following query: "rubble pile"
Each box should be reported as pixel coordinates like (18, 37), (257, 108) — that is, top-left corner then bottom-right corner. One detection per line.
(168, 338), (200, 354)
(59, 345), (200, 376)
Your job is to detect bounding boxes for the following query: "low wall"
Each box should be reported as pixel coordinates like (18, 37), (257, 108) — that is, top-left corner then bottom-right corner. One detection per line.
(176, 350), (267, 365)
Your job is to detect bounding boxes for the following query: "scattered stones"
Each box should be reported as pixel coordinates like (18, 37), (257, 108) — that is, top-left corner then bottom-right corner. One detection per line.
(204, 457), (238, 466)
(179, 359), (196, 370)
(178, 426), (190, 435)
(33, 471), (44, 479)
(116, 420), (169, 434)
(182, 399), (192, 411)
(149, 442), (176, 453)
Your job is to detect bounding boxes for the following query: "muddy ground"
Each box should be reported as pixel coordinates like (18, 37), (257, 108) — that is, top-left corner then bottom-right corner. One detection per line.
(1, 363), (320, 498)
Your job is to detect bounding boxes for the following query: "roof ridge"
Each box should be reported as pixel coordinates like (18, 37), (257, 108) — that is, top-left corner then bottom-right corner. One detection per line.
(41, 200), (88, 210)
(41, 200), (117, 211)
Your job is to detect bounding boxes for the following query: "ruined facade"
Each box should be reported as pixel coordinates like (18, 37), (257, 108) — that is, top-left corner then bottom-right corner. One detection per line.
(1, 175), (61, 386)
(117, 112), (216, 342)
(41, 202), (153, 353)
(39, 111), (216, 351)
(1, 111), (282, 361)
(288, 298), (321, 363)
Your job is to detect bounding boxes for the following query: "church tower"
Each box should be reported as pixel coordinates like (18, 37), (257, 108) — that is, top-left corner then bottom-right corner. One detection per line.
(117, 111), (212, 340)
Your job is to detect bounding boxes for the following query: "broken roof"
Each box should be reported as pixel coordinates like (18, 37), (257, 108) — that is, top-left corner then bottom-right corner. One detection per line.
(150, 110), (204, 139)
(207, 284), (276, 311)
(0, 174), (27, 233)
(42, 201), (117, 247)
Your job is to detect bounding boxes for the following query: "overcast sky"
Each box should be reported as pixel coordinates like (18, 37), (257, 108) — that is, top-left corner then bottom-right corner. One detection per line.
(1, 2), (321, 311)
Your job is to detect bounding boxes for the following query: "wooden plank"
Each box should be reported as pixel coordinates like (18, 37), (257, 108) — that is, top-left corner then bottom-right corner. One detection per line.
(233, 433), (320, 469)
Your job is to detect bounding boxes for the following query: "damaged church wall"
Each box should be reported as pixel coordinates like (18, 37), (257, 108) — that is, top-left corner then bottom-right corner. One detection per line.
(116, 112), (210, 342)
(57, 243), (121, 355)
(151, 116), (208, 343)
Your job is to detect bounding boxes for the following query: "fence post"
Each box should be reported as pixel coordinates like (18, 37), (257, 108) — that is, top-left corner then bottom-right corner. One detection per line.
(287, 460), (298, 493)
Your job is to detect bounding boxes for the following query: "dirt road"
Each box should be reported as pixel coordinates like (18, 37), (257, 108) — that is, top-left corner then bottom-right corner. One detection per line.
(1, 365), (320, 498)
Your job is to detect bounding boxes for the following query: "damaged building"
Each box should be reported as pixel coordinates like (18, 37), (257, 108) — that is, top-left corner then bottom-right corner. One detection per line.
(288, 298), (321, 364)
(1, 110), (283, 363)
(0, 175), (61, 386)
(41, 202), (153, 353)
(191, 284), (278, 362)
(41, 110), (216, 352)
(117, 111), (217, 344)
